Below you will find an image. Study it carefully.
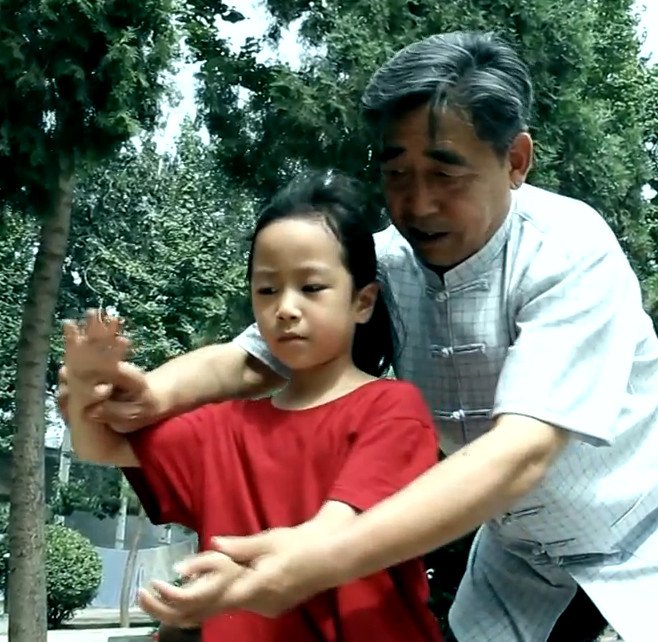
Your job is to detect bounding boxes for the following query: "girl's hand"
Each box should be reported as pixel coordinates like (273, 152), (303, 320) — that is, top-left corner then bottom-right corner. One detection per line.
(137, 551), (246, 627)
(63, 310), (129, 385)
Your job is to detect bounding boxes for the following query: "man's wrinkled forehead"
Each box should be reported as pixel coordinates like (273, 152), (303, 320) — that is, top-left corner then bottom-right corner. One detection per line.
(377, 104), (478, 167)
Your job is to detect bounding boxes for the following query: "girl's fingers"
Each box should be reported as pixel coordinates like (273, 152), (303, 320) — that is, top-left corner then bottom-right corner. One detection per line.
(137, 587), (183, 624)
(173, 551), (232, 578)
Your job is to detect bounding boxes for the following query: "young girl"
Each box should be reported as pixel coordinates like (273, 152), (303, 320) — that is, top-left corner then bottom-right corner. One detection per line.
(64, 171), (444, 642)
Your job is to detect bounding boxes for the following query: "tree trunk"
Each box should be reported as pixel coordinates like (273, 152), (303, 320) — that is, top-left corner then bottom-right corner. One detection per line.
(119, 504), (146, 628)
(54, 430), (71, 526)
(115, 476), (129, 550)
(8, 160), (75, 642)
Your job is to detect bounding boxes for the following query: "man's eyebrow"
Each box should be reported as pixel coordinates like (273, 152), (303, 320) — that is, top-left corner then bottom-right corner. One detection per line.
(425, 147), (470, 167)
(378, 145), (405, 163)
(378, 144), (470, 168)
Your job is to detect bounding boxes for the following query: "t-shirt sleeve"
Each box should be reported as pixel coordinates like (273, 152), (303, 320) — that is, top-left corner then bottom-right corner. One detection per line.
(329, 383), (439, 512)
(233, 323), (290, 378)
(494, 240), (642, 446)
(122, 407), (216, 531)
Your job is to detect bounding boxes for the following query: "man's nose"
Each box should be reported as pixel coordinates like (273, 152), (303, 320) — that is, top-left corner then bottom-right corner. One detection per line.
(406, 177), (439, 219)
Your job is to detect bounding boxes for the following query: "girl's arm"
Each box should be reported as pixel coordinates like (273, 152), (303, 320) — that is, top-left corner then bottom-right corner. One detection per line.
(64, 314), (139, 468)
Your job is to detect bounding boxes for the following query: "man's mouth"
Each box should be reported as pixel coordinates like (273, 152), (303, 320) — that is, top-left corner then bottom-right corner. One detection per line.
(407, 227), (450, 242)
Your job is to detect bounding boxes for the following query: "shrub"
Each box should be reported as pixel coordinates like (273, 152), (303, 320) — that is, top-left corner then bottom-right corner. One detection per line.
(45, 524), (102, 628)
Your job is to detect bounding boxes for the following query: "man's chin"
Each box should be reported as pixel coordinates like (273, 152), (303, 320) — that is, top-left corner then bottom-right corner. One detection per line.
(413, 249), (461, 273)
(407, 241), (472, 274)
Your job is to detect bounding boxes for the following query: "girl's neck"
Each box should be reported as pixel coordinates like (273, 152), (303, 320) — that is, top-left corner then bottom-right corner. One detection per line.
(272, 355), (376, 410)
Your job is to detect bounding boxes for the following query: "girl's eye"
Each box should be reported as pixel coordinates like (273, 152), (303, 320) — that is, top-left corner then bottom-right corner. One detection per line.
(302, 284), (326, 293)
(256, 287), (276, 295)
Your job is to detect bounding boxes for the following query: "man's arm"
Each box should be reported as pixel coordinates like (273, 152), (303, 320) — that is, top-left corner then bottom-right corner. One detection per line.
(297, 501), (357, 534)
(211, 413), (568, 617)
(141, 342), (284, 417)
(60, 338), (285, 433)
(325, 414), (568, 583)
(67, 377), (139, 467)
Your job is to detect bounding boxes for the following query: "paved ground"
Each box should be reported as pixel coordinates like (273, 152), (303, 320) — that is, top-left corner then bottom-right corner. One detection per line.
(0, 609), (624, 640)
(0, 607), (154, 639)
(0, 626), (153, 641)
(66, 608), (153, 627)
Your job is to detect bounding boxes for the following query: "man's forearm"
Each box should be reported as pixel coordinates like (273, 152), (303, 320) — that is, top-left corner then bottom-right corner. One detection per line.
(146, 342), (285, 418)
(326, 415), (568, 585)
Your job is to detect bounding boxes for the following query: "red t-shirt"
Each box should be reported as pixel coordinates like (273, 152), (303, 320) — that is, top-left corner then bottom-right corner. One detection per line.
(124, 379), (443, 642)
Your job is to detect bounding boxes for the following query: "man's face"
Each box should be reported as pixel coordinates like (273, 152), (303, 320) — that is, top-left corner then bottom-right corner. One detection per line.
(380, 103), (530, 269)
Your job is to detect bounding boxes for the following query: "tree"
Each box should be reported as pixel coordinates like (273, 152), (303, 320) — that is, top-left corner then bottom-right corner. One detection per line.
(60, 122), (255, 370)
(0, 2), (175, 639)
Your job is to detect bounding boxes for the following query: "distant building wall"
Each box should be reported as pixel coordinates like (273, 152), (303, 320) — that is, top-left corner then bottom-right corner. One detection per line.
(92, 539), (197, 608)
(64, 510), (194, 550)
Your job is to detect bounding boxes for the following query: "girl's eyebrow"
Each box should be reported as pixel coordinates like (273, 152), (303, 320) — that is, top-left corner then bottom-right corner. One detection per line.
(251, 263), (334, 277)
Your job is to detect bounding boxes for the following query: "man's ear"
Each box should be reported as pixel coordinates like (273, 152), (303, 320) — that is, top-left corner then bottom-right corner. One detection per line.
(355, 282), (379, 324)
(508, 131), (533, 188)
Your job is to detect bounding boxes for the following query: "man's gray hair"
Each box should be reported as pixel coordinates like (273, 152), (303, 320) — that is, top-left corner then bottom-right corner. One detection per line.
(362, 31), (533, 156)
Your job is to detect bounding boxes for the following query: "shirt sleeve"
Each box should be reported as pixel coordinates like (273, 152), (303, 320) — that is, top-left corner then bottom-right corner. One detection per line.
(494, 239), (642, 446)
(329, 384), (439, 512)
(122, 406), (216, 530)
(233, 323), (290, 378)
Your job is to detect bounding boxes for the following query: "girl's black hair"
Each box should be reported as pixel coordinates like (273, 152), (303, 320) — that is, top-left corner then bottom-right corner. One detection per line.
(247, 170), (401, 377)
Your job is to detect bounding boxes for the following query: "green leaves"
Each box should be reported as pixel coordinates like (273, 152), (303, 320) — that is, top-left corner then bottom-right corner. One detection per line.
(0, 211), (38, 451)
(0, 522), (103, 627)
(59, 124), (254, 373)
(44, 524), (103, 628)
(0, 0), (177, 214)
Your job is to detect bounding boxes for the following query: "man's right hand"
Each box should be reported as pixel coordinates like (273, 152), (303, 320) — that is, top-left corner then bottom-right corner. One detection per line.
(58, 359), (163, 433)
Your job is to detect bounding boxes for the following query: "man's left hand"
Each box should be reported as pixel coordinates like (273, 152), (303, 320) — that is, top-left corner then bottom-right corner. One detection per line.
(208, 528), (342, 618)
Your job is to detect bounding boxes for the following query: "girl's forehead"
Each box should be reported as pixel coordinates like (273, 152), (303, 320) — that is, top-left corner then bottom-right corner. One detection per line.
(253, 217), (345, 270)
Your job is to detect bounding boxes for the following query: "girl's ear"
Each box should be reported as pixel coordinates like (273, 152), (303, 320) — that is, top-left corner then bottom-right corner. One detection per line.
(354, 282), (379, 324)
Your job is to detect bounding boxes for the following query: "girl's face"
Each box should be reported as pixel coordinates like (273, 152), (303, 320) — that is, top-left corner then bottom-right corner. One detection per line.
(250, 217), (375, 372)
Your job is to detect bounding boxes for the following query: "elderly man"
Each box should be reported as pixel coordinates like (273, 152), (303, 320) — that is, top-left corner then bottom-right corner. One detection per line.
(63, 32), (657, 642)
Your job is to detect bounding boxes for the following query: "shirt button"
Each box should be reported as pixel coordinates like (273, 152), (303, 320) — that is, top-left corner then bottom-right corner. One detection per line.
(435, 291), (448, 303)
(431, 345), (452, 358)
